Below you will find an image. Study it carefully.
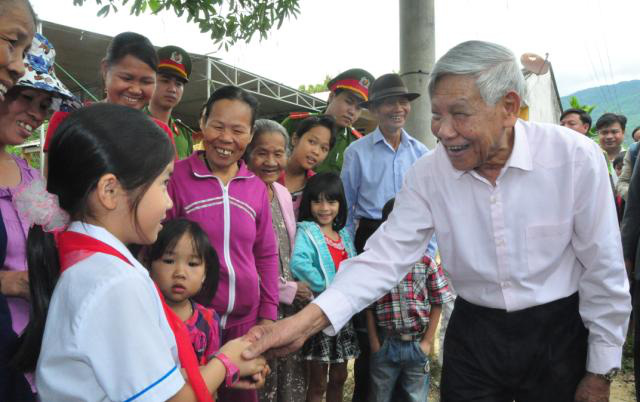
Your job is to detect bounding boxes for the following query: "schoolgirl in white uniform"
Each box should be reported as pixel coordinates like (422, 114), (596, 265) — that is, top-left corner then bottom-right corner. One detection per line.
(12, 104), (267, 402)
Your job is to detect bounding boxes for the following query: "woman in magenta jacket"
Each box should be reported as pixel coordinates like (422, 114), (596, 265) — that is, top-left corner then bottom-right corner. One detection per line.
(167, 86), (278, 402)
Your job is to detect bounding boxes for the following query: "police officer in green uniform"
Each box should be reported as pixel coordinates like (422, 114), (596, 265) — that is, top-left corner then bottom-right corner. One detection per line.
(282, 68), (375, 173)
(146, 45), (195, 159)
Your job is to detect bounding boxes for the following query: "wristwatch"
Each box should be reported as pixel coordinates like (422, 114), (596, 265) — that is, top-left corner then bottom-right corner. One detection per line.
(213, 352), (240, 387)
(591, 368), (620, 384)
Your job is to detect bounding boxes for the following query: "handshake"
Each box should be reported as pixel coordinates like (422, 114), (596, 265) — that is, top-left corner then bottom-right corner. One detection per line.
(219, 303), (329, 389)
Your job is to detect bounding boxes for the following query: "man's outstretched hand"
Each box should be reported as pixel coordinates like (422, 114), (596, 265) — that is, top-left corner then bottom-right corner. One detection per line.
(243, 304), (330, 359)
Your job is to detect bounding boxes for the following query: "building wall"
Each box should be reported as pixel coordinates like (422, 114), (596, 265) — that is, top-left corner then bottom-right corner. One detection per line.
(523, 72), (562, 124)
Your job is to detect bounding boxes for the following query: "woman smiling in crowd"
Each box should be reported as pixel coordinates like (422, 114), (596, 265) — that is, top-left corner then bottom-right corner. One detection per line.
(167, 86), (279, 402)
(42, 31), (175, 158)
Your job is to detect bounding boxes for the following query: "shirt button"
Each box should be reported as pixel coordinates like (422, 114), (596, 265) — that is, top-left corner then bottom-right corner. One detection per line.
(501, 281), (511, 288)
(490, 195), (497, 204)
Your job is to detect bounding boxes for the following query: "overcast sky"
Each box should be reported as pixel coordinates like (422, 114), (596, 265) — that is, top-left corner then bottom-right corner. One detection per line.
(31, 0), (639, 96)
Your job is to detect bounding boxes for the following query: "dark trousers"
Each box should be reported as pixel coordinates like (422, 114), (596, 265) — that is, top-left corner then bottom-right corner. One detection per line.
(441, 293), (587, 402)
(633, 279), (640, 402)
(351, 218), (383, 402)
(0, 294), (34, 402)
(354, 217), (383, 254)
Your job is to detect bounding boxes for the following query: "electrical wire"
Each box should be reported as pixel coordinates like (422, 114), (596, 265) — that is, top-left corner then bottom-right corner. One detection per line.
(596, 0), (623, 113)
(583, 43), (615, 111)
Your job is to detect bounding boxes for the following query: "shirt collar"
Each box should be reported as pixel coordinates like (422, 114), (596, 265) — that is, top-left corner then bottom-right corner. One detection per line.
(372, 127), (385, 143)
(504, 119), (533, 172)
(189, 151), (255, 180)
(448, 119), (532, 179)
(372, 127), (414, 148)
(66, 221), (141, 268)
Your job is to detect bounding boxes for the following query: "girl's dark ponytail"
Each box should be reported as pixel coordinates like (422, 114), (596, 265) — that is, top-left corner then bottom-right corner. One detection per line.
(11, 226), (60, 372)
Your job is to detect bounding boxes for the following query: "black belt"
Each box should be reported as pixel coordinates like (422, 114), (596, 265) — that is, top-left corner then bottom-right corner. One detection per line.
(456, 292), (579, 318)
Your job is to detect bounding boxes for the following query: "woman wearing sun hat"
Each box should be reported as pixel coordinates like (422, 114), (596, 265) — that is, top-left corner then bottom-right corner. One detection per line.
(0, 32), (80, 399)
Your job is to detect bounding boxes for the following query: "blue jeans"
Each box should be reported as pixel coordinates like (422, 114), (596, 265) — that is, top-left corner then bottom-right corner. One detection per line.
(369, 334), (430, 402)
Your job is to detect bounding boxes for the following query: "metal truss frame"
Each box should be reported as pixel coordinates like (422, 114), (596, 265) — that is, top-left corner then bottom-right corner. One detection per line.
(204, 57), (326, 112)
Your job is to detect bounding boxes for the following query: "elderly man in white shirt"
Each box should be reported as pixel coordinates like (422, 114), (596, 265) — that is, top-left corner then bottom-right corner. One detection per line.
(243, 41), (631, 402)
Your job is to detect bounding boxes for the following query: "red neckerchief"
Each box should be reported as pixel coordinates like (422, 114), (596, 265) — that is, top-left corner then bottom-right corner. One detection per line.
(56, 231), (214, 402)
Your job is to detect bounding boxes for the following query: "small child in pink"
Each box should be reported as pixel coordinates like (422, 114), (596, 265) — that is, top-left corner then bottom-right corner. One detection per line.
(144, 218), (221, 364)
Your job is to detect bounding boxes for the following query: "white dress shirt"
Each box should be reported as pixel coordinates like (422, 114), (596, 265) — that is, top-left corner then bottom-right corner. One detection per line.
(37, 222), (184, 401)
(314, 119), (631, 374)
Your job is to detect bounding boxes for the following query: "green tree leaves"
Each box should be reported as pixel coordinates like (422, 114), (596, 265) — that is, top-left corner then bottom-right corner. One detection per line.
(569, 96), (599, 140)
(72, 0), (301, 50)
(298, 75), (331, 94)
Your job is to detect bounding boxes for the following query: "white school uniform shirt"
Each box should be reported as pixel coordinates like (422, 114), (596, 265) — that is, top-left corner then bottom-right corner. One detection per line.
(314, 119), (631, 375)
(36, 222), (185, 401)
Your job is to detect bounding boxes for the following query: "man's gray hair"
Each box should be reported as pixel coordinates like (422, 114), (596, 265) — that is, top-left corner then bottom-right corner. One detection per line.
(246, 119), (290, 157)
(428, 40), (526, 105)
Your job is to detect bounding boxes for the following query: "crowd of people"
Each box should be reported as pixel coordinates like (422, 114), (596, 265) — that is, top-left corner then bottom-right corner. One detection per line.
(0, 0), (636, 401)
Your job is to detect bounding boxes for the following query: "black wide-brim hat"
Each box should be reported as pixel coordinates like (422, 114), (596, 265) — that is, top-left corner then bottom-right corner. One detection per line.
(360, 73), (420, 107)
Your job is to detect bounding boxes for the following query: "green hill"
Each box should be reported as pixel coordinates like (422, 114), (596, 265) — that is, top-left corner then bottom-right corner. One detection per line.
(561, 80), (640, 145)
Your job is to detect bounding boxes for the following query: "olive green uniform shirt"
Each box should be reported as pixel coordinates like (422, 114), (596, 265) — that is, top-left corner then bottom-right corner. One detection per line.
(144, 107), (194, 159)
(171, 118), (194, 160)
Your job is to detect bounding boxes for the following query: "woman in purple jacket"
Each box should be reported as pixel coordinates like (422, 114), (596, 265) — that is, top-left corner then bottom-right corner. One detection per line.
(167, 86), (278, 402)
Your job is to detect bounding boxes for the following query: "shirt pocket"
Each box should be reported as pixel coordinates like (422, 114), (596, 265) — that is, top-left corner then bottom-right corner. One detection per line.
(525, 221), (573, 275)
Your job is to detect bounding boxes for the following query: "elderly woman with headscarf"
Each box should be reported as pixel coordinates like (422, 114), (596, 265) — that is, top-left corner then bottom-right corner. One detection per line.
(244, 119), (312, 402)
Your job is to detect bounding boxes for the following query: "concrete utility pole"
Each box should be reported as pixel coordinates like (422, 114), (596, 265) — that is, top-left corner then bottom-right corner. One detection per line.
(400, 0), (436, 148)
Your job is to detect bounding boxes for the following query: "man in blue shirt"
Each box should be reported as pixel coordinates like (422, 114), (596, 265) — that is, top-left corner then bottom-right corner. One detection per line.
(341, 73), (429, 251)
(340, 73), (431, 402)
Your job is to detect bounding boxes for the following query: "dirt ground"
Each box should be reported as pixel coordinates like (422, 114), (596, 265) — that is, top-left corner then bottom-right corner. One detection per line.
(611, 371), (635, 402)
(342, 361), (636, 401)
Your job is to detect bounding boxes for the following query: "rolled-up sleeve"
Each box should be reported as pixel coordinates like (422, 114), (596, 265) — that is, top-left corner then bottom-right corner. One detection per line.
(314, 164), (435, 334)
(572, 140), (631, 374)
